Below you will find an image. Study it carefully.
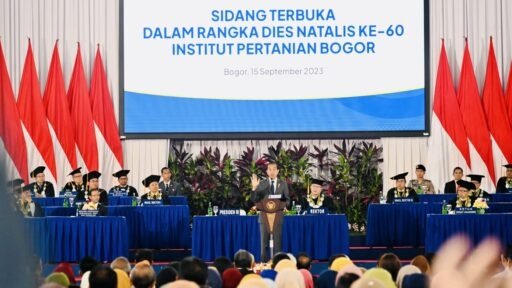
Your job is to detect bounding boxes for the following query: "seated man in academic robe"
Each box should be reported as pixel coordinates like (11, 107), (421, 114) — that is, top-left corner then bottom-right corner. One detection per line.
(26, 166), (55, 198)
(386, 172), (418, 203)
(76, 171), (108, 206)
(449, 180), (476, 208)
(300, 178), (334, 213)
(17, 185), (44, 217)
(80, 188), (108, 216)
(141, 175), (170, 205)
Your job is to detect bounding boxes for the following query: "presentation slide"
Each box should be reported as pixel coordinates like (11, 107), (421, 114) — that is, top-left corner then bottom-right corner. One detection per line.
(122, 0), (428, 137)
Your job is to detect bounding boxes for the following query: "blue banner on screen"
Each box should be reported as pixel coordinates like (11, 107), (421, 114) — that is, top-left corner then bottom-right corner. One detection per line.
(122, 0), (428, 137)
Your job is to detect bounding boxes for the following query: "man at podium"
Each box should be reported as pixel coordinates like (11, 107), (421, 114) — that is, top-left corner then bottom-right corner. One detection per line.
(250, 162), (289, 262)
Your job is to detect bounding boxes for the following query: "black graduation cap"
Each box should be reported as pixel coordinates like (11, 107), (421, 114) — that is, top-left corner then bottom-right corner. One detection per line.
(390, 172), (408, 180)
(112, 170), (130, 178)
(310, 178), (324, 186)
(83, 171), (102, 183)
(21, 185), (32, 193)
(504, 164), (512, 169)
(457, 180), (475, 191)
(68, 167), (82, 176)
(142, 175), (161, 187)
(7, 179), (25, 187)
(415, 164), (426, 171)
(30, 166), (46, 178)
(467, 174), (485, 183)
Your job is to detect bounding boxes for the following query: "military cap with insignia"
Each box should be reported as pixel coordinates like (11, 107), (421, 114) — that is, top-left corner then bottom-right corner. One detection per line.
(30, 166), (46, 178)
(112, 170), (130, 178)
(415, 164), (426, 171)
(142, 175), (161, 187)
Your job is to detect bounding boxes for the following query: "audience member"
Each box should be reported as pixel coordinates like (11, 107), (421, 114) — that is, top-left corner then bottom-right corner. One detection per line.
(135, 249), (154, 264)
(45, 272), (70, 287)
(275, 268), (305, 288)
(79, 256), (99, 288)
(395, 265), (421, 288)
(54, 263), (76, 285)
(89, 266), (117, 288)
(361, 268), (395, 288)
(157, 267), (178, 287)
(130, 261), (156, 288)
(377, 253), (401, 282)
(296, 252), (312, 270)
(213, 256), (233, 277)
(222, 268), (243, 288)
(335, 264), (363, 285)
(402, 274), (429, 288)
(114, 268), (131, 288)
(233, 249), (254, 275)
(161, 280), (199, 288)
(111, 256), (131, 274)
(271, 252), (290, 269)
(207, 267), (222, 288)
(274, 259), (297, 273)
(179, 257), (208, 287)
(335, 273), (360, 288)
(330, 257), (353, 271)
(410, 255), (431, 275)
(299, 269), (314, 288)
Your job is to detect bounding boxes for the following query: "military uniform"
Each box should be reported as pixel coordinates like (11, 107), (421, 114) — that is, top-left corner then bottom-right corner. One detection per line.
(407, 179), (435, 194)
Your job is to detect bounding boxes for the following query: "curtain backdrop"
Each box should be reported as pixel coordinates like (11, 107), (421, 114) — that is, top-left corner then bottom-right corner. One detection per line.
(1, 0), (511, 192)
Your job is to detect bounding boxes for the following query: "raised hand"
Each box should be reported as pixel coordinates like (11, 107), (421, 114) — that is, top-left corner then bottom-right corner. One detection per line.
(251, 174), (260, 191)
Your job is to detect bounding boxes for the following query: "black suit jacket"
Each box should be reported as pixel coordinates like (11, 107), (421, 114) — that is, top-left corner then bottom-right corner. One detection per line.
(17, 202), (44, 217)
(159, 181), (184, 196)
(496, 177), (512, 193)
(251, 178), (290, 223)
(26, 181), (55, 197)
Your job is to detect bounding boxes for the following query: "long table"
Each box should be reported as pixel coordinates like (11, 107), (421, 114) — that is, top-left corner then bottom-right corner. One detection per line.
(34, 196), (188, 207)
(418, 193), (512, 203)
(24, 216), (128, 263)
(192, 214), (349, 262)
(425, 213), (512, 253)
(43, 205), (190, 249)
(366, 203), (512, 247)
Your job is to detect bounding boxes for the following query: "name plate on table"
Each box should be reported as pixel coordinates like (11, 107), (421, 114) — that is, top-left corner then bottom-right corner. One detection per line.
(307, 208), (327, 214)
(455, 207), (476, 214)
(218, 209), (240, 215)
(110, 190), (128, 196)
(268, 194), (282, 200)
(393, 198), (414, 203)
(142, 200), (163, 206)
(78, 210), (99, 217)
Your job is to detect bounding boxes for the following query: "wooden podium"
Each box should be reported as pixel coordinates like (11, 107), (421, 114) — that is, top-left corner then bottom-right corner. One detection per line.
(256, 198), (287, 259)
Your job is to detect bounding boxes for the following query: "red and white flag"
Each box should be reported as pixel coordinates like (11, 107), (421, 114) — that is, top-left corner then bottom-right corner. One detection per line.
(0, 41), (28, 181)
(43, 41), (77, 187)
(17, 40), (57, 184)
(482, 38), (512, 180)
(68, 44), (99, 171)
(506, 61), (512, 128)
(90, 46), (124, 189)
(457, 40), (496, 191)
(428, 41), (471, 193)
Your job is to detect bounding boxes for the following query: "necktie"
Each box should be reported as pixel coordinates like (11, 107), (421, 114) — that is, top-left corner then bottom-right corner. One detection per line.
(165, 183), (169, 191)
(270, 180), (275, 194)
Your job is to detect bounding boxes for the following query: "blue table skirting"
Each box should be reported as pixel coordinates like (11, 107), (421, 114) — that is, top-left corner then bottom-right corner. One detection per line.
(34, 196), (188, 207)
(192, 214), (349, 261)
(425, 213), (512, 253)
(24, 216), (128, 263)
(418, 193), (512, 203)
(43, 206), (190, 249)
(366, 203), (442, 247)
(366, 203), (512, 247)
